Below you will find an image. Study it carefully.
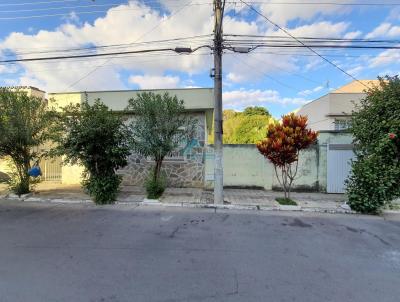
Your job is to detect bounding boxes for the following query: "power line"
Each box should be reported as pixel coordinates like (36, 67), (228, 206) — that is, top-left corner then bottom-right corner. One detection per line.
(0, 2), (131, 13)
(0, 48), (181, 64)
(0, 2), (213, 20)
(66, 0), (197, 89)
(11, 52), (211, 73)
(226, 43), (400, 50)
(3, 34), (212, 57)
(245, 54), (324, 85)
(224, 34), (400, 44)
(238, 0), (369, 88)
(231, 51), (397, 58)
(232, 54), (301, 92)
(0, 0), (78, 7)
(0, 1), (214, 14)
(230, 1), (400, 6)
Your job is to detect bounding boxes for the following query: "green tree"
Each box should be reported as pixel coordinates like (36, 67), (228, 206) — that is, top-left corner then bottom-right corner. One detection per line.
(346, 76), (400, 213)
(210, 107), (274, 144)
(223, 113), (243, 144)
(127, 92), (196, 199)
(55, 99), (130, 204)
(243, 106), (271, 116)
(0, 88), (58, 195)
(232, 115), (271, 144)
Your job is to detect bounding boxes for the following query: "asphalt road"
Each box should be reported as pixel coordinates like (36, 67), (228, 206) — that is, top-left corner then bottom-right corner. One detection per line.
(0, 200), (399, 302)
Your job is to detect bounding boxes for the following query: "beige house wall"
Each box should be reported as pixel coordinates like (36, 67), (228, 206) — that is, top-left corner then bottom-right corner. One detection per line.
(48, 88), (214, 186)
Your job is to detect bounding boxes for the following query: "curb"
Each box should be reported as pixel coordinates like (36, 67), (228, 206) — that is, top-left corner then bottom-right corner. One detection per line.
(0, 195), (388, 215)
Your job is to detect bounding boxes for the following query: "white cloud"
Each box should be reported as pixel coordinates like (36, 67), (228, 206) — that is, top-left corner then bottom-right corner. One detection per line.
(226, 72), (245, 83)
(0, 1), (213, 91)
(223, 88), (309, 110)
(346, 65), (363, 76)
(0, 1), (363, 92)
(287, 21), (349, 38)
(366, 22), (400, 39)
(369, 48), (400, 67)
(298, 85), (323, 96)
(344, 30), (362, 39)
(0, 64), (19, 74)
(258, 0), (351, 26)
(128, 74), (180, 89)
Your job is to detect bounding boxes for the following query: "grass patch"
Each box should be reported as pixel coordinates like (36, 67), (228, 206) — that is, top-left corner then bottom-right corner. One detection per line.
(276, 197), (297, 206)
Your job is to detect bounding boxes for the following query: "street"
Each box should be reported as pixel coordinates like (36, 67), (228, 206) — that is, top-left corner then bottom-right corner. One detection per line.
(0, 200), (399, 302)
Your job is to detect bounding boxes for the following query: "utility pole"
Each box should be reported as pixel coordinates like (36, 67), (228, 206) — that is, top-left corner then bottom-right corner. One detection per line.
(213, 0), (224, 204)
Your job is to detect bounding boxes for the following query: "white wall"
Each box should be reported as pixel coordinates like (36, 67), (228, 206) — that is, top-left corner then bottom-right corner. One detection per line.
(296, 95), (332, 131)
(297, 92), (367, 131)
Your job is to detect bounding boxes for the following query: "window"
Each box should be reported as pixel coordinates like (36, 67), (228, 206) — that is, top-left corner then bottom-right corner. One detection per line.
(334, 119), (351, 131)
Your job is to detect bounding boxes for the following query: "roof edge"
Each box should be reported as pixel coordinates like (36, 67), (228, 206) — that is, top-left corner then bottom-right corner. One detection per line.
(48, 87), (214, 95)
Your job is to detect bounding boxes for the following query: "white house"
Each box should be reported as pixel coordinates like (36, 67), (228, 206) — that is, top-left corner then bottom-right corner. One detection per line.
(296, 80), (379, 131)
(295, 80), (380, 193)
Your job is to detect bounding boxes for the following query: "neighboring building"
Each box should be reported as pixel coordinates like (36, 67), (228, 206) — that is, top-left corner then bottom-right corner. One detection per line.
(4, 86), (46, 99)
(293, 80), (380, 193)
(296, 80), (379, 131)
(49, 88), (214, 188)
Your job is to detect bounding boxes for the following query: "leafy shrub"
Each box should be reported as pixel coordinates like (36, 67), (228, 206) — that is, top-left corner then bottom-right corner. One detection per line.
(145, 172), (166, 199)
(276, 197), (297, 206)
(346, 76), (400, 213)
(83, 174), (122, 205)
(55, 99), (130, 204)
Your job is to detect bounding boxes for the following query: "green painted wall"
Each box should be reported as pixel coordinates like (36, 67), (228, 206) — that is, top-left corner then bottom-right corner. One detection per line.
(205, 132), (352, 192)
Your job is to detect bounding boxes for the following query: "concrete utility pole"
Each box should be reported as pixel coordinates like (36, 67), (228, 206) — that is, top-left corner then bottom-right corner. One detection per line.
(213, 0), (224, 204)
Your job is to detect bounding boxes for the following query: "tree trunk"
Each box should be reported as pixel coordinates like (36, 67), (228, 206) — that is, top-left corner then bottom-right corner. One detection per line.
(153, 160), (163, 182)
(21, 154), (31, 194)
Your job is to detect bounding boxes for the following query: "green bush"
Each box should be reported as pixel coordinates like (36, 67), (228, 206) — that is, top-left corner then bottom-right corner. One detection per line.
(83, 174), (122, 205)
(276, 197), (297, 206)
(346, 76), (400, 213)
(145, 172), (166, 199)
(55, 99), (130, 204)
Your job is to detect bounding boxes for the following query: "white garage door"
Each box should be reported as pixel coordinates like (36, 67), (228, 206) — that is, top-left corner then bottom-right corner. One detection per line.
(327, 144), (354, 194)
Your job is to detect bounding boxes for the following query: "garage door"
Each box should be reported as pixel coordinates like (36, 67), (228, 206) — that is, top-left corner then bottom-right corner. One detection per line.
(327, 144), (354, 193)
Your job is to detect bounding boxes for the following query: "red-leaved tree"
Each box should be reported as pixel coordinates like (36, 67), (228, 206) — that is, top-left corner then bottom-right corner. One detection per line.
(257, 113), (318, 199)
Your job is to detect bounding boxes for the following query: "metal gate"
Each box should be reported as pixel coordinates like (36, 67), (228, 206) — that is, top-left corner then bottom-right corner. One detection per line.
(41, 157), (62, 182)
(327, 144), (354, 193)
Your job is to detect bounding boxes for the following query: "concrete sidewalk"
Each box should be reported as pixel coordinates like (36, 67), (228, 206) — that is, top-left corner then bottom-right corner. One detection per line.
(0, 182), (354, 214)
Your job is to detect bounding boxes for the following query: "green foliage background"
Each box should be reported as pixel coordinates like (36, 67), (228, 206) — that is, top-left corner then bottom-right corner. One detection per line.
(209, 106), (273, 144)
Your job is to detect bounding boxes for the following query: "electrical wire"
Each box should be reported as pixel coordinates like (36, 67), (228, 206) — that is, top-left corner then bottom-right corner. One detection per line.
(232, 54), (302, 92)
(2, 34), (212, 57)
(66, 0), (197, 89)
(0, 2), (214, 20)
(238, 0), (369, 88)
(229, 1), (400, 6)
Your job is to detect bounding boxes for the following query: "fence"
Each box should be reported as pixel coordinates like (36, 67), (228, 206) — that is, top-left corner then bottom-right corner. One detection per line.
(41, 157), (62, 182)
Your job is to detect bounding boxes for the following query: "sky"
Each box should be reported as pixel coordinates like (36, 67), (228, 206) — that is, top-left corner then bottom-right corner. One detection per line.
(0, 0), (399, 117)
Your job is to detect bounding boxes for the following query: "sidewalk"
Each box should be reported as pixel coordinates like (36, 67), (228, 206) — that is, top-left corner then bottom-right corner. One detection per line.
(0, 182), (355, 214)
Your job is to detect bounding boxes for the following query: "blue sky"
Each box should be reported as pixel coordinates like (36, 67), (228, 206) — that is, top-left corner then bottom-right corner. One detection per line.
(0, 0), (399, 117)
